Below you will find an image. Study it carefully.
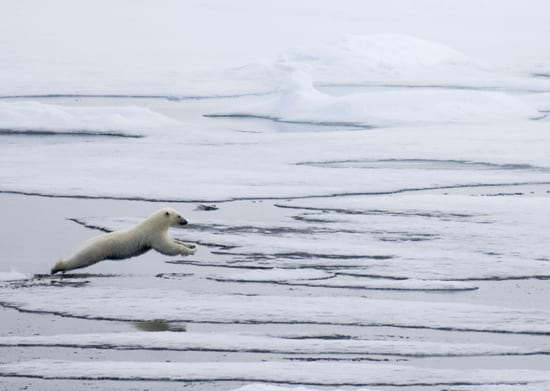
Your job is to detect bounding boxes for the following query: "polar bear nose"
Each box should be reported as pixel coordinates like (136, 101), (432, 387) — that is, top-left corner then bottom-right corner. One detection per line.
(180, 219), (188, 225)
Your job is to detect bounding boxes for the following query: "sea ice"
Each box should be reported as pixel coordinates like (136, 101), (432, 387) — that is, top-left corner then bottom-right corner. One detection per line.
(2, 2), (550, 390)
(72, 192), (550, 281)
(1, 285), (550, 333)
(227, 34), (550, 91)
(0, 331), (531, 357)
(206, 270), (478, 291)
(0, 101), (179, 135)
(209, 71), (541, 127)
(1, 359), (550, 386)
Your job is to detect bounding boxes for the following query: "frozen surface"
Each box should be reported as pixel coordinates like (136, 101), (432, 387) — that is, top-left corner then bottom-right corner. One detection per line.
(208, 72), (541, 127)
(0, 271), (28, 282)
(0, 331), (531, 356)
(227, 34), (550, 91)
(1, 9), (550, 201)
(2, 118), (550, 201)
(235, 382), (550, 391)
(3, 359), (550, 386)
(2, 285), (550, 334)
(232, 386), (373, 391)
(2, 1), (550, 390)
(206, 270), (478, 291)
(72, 192), (550, 281)
(0, 101), (178, 135)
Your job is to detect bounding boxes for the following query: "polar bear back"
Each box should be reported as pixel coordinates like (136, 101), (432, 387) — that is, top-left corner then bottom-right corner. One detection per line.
(67, 229), (151, 266)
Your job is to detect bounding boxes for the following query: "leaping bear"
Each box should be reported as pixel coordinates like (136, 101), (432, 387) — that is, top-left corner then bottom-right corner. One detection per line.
(51, 207), (196, 274)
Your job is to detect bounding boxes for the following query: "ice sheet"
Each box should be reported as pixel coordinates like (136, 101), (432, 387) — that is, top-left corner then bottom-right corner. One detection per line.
(0, 101), (178, 135)
(207, 271), (478, 291)
(227, 34), (550, 91)
(2, 359), (550, 386)
(1, 285), (550, 334)
(73, 192), (550, 281)
(1, 5), (550, 202)
(208, 71), (541, 127)
(2, 2), (550, 390)
(0, 331), (531, 357)
(233, 383), (550, 391)
(2, 117), (550, 201)
(231, 386), (370, 391)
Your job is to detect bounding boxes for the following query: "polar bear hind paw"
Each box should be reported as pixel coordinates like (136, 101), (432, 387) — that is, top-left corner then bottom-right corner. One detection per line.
(51, 261), (65, 275)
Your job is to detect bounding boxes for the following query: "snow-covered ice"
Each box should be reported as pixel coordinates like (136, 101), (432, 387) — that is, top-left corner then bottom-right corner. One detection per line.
(2, 359), (550, 386)
(227, 34), (550, 92)
(0, 270), (28, 282)
(1, 116), (550, 201)
(71, 192), (550, 281)
(208, 71), (541, 127)
(0, 331), (533, 357)
(2, 1), (550, 389)
(2, 285), (550, 334)
(0, 101), (178, 136)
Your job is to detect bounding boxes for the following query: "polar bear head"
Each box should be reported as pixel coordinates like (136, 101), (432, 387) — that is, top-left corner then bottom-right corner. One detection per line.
(162, 207), (188, 226)
(139, 207), (189, 232)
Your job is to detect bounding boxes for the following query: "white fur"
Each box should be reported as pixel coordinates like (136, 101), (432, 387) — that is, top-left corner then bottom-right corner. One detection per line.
(51, 208), (196, 274)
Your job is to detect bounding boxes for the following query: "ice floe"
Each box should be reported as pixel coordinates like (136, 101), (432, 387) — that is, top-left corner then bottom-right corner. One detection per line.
(2, 117), (550, 201)
(0, 101), (178, 136)
(208, 269), (334, 282)
(208, 71), (541, 127)
(2, 115), (550, 201)
(71, 192), (550, 281)
(231, 386), (369, 391)
(0, 331), (532, 357)
(228, 34), (550, 92)
(2, 286), (550, 334)
(2, 359), (550, 386)
(206, 270), (478, 292)
(2, 3), (550, 390)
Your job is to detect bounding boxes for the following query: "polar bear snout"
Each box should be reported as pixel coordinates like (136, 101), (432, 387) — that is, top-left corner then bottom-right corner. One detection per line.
(175, 215), (188, 226)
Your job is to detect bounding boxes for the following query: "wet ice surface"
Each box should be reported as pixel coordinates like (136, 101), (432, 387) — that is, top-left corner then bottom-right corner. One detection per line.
(2, 189), (550, 390)
(2, 1), (550, 389)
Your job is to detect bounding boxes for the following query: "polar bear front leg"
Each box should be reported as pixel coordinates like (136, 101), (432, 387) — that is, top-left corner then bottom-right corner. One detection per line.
(153, 238), (197, 256)
(174, 238), (196, 249)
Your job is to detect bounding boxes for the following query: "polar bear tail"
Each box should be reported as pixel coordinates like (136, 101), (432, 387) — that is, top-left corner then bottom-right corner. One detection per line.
(51, 260), (66, 275)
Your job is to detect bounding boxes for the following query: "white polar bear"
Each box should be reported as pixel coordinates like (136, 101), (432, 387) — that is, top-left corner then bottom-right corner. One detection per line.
(51, 207), (196, 274)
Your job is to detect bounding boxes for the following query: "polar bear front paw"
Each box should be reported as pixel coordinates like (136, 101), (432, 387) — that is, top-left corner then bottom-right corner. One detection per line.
(181, 246), (197, 256)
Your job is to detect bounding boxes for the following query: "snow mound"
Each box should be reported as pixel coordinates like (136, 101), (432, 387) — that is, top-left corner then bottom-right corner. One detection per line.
(210, 71), (540, 127)
(229, 34), (548, 90)
(0, 101), (179, 134)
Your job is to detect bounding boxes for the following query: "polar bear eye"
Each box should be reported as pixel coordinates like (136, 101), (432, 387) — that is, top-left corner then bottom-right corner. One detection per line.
(165, 211), (170, 216)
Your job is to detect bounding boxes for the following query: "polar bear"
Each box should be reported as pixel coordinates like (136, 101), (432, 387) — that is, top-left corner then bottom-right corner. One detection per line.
(51, 207), (196, 274)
